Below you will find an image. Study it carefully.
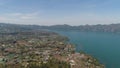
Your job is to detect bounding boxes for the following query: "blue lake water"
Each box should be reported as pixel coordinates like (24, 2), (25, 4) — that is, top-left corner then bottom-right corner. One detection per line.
(53, 30), (120, 68)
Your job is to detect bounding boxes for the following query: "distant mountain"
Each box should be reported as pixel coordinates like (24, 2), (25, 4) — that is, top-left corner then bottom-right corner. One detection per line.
(1, 23), (120, 33)
(0, 23), (42, 33)
(40, 24), (120, 33)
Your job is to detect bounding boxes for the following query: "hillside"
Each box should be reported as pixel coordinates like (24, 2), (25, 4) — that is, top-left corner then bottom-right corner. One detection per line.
(0, 23), (104, 68)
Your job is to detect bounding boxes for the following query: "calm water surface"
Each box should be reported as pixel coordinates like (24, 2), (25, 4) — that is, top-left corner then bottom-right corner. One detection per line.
(53, 30), (120, 68)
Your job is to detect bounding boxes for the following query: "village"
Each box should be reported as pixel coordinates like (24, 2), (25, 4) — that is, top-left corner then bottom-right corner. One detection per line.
(0, 30), (104, 68)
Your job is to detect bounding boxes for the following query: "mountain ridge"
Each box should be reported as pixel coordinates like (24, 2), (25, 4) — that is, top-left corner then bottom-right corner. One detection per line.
(1, 23), (120, 33)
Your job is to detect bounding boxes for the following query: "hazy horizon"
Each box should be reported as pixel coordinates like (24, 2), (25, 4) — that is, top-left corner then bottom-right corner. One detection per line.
(0, 0), (120, 25)
(1, 22), (120, 26)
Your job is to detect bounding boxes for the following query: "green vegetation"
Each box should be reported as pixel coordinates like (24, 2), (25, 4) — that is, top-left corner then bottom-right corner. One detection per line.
(0, 59), (70, 68)
(28, 59), (70, 68)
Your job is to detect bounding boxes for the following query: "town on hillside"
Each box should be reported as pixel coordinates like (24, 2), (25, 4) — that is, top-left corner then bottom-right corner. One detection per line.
(0, 24), (104, 68)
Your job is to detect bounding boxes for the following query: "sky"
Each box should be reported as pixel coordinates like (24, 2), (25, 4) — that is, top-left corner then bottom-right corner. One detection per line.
(0, 0), (120, 25)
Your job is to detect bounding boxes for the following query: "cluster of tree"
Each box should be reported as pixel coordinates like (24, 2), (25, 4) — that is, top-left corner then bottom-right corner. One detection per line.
(0, 58), (70, 68)
(28, 59), (70, 68)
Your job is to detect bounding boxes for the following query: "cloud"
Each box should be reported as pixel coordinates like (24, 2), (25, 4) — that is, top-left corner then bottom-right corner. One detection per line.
(0, 16), (15, 23)
(0, 12), (41, 24)
(7, 12), (40, 20)
(0, 11), (120, 26)
(20, 13), (39, 19)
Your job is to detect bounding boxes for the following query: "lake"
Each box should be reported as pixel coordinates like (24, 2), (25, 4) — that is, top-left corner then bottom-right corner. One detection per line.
(53, 30), (120, 68)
